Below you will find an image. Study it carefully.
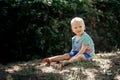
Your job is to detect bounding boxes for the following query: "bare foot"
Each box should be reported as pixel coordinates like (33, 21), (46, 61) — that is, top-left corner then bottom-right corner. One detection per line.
(41, 58), (51, 67)
(43, 58), (51, 63)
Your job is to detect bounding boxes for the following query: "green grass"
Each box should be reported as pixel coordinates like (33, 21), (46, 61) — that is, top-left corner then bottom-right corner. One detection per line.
(70, 60), (96, 68)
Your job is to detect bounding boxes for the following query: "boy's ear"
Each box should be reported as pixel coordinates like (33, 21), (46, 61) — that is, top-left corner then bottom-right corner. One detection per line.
(84, 26), (86, 30)
(72, 29), (74, 32)
(71, 28), (74, 32)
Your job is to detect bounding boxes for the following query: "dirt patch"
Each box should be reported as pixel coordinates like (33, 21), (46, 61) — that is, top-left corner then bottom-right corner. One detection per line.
(0, 52), (120, 80)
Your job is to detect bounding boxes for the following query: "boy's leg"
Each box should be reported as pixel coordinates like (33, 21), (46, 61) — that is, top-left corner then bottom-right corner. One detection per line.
(44, 53), (71, 63)
(60, 54), (85, 66)
(70, 54), (87, 63)
(56, 53), (90, 68)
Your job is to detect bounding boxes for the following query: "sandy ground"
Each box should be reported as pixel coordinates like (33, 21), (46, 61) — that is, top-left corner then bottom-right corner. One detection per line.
(0, 52), (120, 80)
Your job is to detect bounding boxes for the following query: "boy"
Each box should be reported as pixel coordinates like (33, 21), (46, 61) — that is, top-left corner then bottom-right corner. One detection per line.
(43, 17), (95, 68)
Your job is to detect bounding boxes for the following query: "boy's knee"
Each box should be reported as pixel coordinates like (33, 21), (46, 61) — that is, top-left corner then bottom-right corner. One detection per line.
(62, 54), (71, 59)
(78, 55), (85, 60)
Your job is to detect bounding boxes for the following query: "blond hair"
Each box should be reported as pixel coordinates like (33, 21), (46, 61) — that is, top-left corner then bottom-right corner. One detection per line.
(71, 17), (85, 28)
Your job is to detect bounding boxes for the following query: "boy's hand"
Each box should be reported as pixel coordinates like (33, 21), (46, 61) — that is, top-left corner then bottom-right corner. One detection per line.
(85, 48), (92, 54)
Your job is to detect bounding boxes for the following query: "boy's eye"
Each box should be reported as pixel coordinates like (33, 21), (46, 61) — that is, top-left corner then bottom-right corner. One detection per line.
(74, 27), (77, 29)
(74, 26), (82, 29)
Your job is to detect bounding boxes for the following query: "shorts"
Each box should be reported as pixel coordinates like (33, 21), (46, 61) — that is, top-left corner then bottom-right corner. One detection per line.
(69, 50), (91, 58)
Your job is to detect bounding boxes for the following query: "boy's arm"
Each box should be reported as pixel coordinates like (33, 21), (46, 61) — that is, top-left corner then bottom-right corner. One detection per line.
(75, 44), (89, 56)
(71, 49), (74, 52)
(68, 44), (89, 63)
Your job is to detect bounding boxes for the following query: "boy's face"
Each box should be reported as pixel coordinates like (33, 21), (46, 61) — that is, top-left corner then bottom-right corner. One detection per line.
(71, 21), (85, 36)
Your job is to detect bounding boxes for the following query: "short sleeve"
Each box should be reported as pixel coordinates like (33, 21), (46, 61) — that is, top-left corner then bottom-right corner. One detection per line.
(72, 36), (76, 49)
(82, 37), (90, 45)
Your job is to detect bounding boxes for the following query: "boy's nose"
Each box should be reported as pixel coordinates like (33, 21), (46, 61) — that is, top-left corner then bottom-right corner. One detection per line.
(77, 28), (81, 31)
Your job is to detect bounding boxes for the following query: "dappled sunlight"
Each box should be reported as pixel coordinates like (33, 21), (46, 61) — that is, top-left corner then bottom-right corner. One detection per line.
(0, 52), (120, 80)
(83, 68), (99, 80)
(114, 74), (120, 80)
(18, 63), (28, 66)
(92, 59), (112, 69)
(71, 67), (80, 71)
(60, 66), (81, 74)
(60, 69), (70, 74)
(5, 65), (22, 73)
(40, 66), (56, 73)
(94, 52), (120, 59)
(4, 61), (41, 74)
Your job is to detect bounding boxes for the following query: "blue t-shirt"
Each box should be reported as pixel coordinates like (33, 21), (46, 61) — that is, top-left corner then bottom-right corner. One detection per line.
(72, 32), (95, 58)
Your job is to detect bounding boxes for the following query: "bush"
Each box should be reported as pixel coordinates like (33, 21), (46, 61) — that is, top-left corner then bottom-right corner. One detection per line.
(0, 0), (119, 63)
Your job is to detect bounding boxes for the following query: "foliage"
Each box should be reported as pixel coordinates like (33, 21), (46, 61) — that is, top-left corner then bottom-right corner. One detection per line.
(0, 0), (119, 63)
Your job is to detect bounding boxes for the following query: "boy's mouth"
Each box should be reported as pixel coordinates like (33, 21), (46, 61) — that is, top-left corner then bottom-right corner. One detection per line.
(77, 31), (82, 34)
